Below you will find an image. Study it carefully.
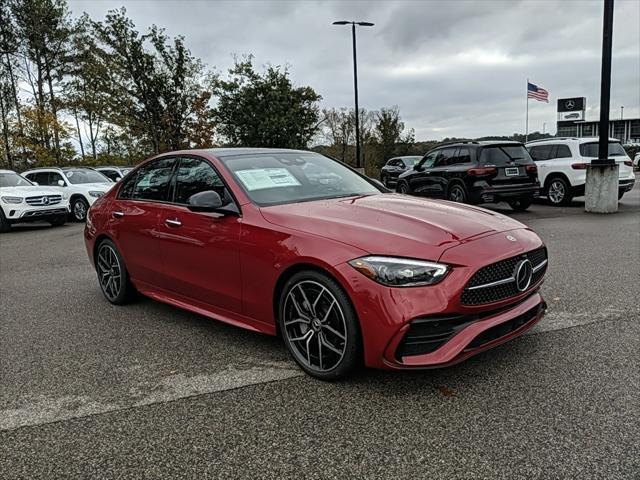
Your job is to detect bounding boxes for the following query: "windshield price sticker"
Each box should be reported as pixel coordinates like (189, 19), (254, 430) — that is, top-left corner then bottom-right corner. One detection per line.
(235, 168), (301, 191)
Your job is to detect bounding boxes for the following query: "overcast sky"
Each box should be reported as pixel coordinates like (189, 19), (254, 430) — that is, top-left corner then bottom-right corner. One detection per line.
(69, 0), (640, 141)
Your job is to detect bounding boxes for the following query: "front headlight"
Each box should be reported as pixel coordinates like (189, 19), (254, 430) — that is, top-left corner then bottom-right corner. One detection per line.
(88, 191), (104, 198)
(1, 196), (23, 204)
(349, 256), (449, 287)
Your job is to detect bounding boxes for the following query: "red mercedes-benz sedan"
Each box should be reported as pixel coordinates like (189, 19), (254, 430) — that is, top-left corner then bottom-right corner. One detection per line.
(85, 148), (547, 380)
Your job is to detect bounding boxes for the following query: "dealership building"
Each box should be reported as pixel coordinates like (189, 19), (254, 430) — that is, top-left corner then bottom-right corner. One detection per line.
(556, 97), (640, 144)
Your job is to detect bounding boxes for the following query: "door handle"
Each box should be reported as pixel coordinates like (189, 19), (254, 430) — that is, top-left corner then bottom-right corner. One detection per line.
(112, 211), (124, 218)
(165, 218), (182, 227)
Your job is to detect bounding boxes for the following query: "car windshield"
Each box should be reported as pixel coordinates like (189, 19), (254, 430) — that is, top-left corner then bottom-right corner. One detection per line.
(479, 145), (533, 166)
(220, 152), (381, 206)
(0, 171), (33, 188)
(579, 142), (627, 158)
(402, 157), (421, 166)
(64, 169), (111, 184)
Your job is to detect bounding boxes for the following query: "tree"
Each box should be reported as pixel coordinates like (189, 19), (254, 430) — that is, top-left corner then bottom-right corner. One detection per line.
(213, 57), (322, 148)
(93, 8), (214, 154)
(11, 0), (73, 163)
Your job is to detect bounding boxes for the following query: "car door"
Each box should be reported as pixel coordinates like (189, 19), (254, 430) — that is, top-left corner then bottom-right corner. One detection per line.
(109, 157), (177, 288)
(421, 148), (457, 198)
(155, 156), (242, 313)
(528, 145), (554, 186)
(407, 151), (437, 194)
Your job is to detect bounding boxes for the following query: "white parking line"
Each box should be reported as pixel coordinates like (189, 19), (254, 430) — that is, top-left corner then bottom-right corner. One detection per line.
(0, 363), (302, 431)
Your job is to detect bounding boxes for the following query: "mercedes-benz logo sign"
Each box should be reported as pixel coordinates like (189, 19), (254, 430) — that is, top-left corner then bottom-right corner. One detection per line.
(514, 259), (533, 292)
(565, 100), (575, 110)
(42, 197), (50, 206)
(506, 235), (517, 242)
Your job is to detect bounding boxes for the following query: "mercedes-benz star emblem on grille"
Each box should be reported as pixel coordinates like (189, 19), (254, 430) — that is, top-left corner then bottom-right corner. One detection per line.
(41, 197), (50, 205)
(565, 100), (575, 110)
(506, 235), (517, 242)
(514, 259), (533, 292)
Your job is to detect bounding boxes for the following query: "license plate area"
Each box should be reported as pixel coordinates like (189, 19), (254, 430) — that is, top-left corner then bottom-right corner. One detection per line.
(505, 167), (520, 176)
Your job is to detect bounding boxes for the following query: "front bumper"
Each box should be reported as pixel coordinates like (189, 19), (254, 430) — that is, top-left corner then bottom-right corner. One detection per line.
(334, 228), (547, 370)
(2, 205), (70, 222)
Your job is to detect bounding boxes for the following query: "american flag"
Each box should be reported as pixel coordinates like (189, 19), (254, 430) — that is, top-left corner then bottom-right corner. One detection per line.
(527, 82), (549, 103)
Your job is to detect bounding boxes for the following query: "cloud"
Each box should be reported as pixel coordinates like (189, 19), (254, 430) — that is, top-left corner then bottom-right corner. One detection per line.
(69, 0), (640, 140)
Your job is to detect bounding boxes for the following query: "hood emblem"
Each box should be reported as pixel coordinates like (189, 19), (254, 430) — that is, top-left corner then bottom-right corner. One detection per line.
(42, 197), (50, 205)
(506, 235), (517, 242)
(514, 259), (533, 292)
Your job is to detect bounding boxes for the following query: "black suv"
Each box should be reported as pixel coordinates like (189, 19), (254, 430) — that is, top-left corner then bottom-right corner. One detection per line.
(379, 156), (422, 188)
(396, 141), (540, 210)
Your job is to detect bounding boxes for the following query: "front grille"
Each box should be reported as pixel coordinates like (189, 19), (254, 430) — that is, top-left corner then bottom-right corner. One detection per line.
(395, 315), (474, 359)
(465, 303), (543, 350)
(25, 195), (62, 206)
(461, 247), (547, 305)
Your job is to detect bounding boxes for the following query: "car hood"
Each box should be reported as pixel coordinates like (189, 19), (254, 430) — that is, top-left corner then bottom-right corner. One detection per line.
(260, 193), (527, 260)
(74, 182), (113, 191)
(0, 186), (62, 196)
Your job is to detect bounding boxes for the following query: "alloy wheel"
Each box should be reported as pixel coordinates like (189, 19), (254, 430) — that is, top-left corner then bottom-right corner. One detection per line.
(74, 200), (87, 221)
(548, 180), (565, 204)
(449, 186), (465, 203)
(97, 244), (122, 301)
(283, 280), (347, 373)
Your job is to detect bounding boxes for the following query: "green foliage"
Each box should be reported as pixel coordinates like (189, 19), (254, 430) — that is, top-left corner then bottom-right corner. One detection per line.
(213, 57), (322, 149)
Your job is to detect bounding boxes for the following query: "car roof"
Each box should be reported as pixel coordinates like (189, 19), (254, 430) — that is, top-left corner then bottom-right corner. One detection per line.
(526, 137), (620, 145)
(435, 140), (523, 148)
(0, 169), (18, 174)
(202, 147), (312, 158)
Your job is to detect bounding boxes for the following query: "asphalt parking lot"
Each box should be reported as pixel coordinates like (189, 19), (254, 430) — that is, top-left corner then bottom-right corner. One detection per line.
(1, 186), (639, 479)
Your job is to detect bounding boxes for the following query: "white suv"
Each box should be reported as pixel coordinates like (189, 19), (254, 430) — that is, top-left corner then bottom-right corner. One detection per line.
(526, 137), (636, 205)
(0, 169), (70, 232)
(22, 167), (114, 221)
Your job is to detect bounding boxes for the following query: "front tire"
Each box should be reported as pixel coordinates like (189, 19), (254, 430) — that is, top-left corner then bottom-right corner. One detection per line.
(381, 174), (389, 188)
(49, 215), (67, 227)
(546, 177), (572, 206)
(508, 197), (533, 211)
(279, 270), (361, 380)
(71, 197), (90, 222)
(0, 209), (11, 233)
(95, 239), (135, 305)
(397, 181), (409, 194)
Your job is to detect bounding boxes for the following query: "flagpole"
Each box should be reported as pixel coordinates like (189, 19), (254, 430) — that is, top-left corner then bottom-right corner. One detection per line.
(525, 78), (529, 143)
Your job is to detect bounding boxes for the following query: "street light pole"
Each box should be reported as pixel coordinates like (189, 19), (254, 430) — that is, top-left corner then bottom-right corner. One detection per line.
(333, 20), (374, 170)
(620, 105), (624, 120)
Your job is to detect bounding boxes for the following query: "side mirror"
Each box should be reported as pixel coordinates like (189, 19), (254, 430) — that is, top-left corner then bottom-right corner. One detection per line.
(115, 176), (122, 182)
(32, 181), (39, 186)
(187, 190), (223, 211)
(414, 164), (423, 172)
(57, 179), (65, 187)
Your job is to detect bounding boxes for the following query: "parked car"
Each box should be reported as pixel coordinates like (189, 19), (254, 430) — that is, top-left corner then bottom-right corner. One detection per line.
(526, 137), (636, 205)
(96, 166), (134, 182)
(22, 167), (113, 222)
(85, 148), (548, 380)
(0, 169), (69, 232)
(379, 156), (422, 188)
(634, 152), (640, 168)
(396, 141), (540, 211)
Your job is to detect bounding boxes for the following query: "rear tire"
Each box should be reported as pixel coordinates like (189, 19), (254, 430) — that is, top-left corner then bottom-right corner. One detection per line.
(278, 270), (362, 381)
(0, 210), (11, 233)
(508, 197), (533, 211)
(95, 239), (135, 305)
(447, 183), (468, 203)
(546, 177), (572, 206)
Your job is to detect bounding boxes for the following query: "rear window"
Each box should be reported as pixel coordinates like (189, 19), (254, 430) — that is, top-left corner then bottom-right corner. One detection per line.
(479, 145), (533, 166)
(579, 142), (626, 158)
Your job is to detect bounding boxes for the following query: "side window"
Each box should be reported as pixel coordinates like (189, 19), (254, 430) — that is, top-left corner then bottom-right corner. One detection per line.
(30, 172), (50, 185)
(529, 145), (553, 161)
(24, 172), (40, 184)
(173, 157), (227, 205)
(49, 172), (65, 186)
(119, 158), (176, 201)
(100, 170), (119, 182)
(435, 148), (457, 167)
(555, 145), (572, 158)
(398, 160), (406, 168)
(457, 147), (471, 164)
(421, 151), (438, 169)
